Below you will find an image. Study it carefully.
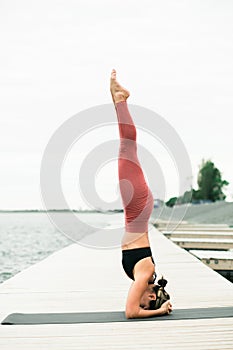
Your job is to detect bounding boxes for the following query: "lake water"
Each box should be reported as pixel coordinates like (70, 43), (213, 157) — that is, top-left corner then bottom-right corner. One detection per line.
(0, 212), (112, 284)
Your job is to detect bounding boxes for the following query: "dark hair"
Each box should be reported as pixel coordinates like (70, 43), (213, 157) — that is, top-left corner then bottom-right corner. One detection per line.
(148, 277), (170, 310)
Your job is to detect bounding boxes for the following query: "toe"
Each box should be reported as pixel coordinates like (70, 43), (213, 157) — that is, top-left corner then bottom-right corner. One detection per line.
(111, 69), (116, 79)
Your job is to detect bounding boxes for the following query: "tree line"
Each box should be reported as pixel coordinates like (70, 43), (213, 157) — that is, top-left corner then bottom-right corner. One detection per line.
(166, 159), (229, 207)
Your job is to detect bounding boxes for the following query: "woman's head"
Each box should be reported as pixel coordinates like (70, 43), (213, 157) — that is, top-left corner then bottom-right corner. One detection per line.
(140, 284), (157, 310)
(140, 277), (170, 310)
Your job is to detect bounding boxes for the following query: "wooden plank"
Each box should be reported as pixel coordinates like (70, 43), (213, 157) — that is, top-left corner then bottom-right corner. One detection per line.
(162, 231), (233, 239)
(159, 226), (233, 232)
(171, 237), (233, 250)
(156, 222), (232, 232)
(155, 221), (228, 228)
(190, 250), (233, 270)
(199, 258), (233, 271)
(190, 250), (233, 260)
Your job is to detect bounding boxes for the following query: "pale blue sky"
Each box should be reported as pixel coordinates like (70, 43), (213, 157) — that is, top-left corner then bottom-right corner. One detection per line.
(0, 0), (233, 209)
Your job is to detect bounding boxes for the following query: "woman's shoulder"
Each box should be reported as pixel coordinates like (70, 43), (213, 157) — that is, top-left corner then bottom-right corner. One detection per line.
(133, 256), (155, 280)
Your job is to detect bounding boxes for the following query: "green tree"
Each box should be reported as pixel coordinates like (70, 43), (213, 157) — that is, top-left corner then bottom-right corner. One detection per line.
(180, 190), (192, 204)
(165, 159), (229, 207)
(165, 197), (177, 207)
(191, 188), (201, 201)
(197, 159), (229, 201)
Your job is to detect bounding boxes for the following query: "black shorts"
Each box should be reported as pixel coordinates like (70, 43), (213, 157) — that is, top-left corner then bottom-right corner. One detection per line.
(122, 247), (156, 281)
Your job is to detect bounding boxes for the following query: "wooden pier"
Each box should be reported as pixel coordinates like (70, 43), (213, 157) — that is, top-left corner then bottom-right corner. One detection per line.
(0, 223), (233, 349)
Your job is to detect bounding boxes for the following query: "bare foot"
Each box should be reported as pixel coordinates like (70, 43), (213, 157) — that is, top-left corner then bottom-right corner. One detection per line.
(110, 69), (130, 104)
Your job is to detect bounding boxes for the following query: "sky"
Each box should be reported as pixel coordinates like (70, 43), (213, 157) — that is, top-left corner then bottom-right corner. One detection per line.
(0, 0), (233, 210)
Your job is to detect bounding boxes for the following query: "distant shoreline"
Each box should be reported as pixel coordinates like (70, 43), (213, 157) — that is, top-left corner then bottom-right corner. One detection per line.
(1, 201), (233, 225)
(0, 209), (124, 213)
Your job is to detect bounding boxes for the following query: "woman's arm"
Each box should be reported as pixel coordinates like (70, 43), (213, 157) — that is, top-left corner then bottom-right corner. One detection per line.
(130, 300), (172, 319)
(125, 272), (172, 319)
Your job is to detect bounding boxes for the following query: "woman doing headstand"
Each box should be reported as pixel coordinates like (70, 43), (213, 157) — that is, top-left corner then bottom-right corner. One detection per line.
(110, 69), (172, 319)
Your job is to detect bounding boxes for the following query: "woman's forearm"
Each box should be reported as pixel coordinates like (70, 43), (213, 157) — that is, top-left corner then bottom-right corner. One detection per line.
(125, 300), (172, 319)
(126, 307), (164, 319)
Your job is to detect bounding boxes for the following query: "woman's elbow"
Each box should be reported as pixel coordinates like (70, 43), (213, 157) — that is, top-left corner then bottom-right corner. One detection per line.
(125, 311), (132, 319)
(125, 309), (138, 319)
(125, 312), (134, 319)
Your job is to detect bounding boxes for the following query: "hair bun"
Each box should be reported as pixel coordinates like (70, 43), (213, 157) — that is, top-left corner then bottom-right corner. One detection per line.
(157, 276), (168, 288)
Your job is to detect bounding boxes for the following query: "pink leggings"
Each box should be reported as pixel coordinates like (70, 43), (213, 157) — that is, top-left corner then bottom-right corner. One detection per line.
(115, 101), (154, 233)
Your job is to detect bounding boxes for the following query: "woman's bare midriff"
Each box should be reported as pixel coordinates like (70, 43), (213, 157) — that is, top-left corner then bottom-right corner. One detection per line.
(121, 231), (150, 250)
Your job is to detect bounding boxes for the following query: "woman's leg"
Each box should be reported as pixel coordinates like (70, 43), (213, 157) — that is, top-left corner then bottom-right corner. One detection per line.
(115, 100), (154, 233)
